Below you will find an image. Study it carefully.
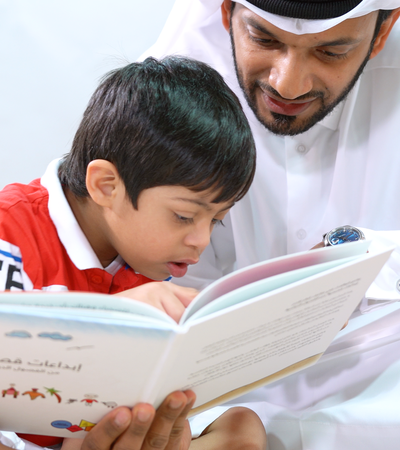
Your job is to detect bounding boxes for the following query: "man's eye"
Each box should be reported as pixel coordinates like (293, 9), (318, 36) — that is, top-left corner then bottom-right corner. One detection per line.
(253, 38), (276, 46)
(249, 33), (278, 47)
(319, 49), (348, 60)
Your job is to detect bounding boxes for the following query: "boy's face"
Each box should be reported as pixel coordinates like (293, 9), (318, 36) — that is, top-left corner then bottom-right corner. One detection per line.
(105, 185), (233, 281)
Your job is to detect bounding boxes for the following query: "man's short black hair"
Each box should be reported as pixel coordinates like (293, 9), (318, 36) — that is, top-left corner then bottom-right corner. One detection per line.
(59, 56), (256, 208)
(374, 10), (393, 39)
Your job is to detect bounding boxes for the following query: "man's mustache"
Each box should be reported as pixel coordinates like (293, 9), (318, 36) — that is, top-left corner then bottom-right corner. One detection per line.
(256, 80), (325, 102)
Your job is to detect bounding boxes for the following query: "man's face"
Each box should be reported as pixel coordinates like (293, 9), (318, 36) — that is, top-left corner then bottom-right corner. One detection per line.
(225, 4), (379, 135)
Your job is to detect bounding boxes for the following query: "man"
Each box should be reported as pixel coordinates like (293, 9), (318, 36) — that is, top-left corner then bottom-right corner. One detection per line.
(140, 1), (400, 448)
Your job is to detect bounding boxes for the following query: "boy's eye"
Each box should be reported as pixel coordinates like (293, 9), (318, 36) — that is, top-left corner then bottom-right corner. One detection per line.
(175, 214), (194, 224)
(211, 218), (225, 227)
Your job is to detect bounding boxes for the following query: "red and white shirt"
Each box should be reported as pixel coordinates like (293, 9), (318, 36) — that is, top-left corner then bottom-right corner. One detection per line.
(0, 159), (156, 447)
(0, 159), (154, 294)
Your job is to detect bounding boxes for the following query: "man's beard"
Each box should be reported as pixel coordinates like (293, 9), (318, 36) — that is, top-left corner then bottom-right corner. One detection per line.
(230, 30), (373, 136)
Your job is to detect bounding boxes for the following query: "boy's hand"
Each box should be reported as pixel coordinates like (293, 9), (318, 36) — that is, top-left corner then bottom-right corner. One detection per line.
(115, 282), (198, 322)
(311, 242), (324, 249)
(62, 391), (195, 450)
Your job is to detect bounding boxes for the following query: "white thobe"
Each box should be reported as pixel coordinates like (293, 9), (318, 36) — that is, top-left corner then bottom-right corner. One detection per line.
(140, 1), (400, 449)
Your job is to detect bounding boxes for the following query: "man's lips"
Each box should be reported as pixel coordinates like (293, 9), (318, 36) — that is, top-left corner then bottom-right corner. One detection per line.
(166, 260), (198, 278)
(262, 92), (315, 116)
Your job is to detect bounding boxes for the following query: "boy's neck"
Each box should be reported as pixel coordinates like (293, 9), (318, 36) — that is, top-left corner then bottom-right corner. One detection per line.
(63, 187), (119, 268)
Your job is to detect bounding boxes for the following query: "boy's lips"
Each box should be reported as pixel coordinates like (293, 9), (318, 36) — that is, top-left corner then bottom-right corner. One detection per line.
(262, 92), (315, 116)
(166, 260), (198, 278)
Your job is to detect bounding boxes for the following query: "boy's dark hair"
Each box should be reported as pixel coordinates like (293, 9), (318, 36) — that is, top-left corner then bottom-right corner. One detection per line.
(59, 56), (256, 208)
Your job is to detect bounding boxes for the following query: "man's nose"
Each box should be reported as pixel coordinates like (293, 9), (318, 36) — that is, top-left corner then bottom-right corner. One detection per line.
(268, 50), (313, 100)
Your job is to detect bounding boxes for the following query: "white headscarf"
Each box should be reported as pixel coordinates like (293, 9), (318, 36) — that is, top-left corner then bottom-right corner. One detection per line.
(144, 0), (400, 58)
(235, 0), (400, 33)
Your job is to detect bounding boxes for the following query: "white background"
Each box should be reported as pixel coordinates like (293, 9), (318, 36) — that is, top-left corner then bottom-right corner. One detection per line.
(0, 0), (175, 189)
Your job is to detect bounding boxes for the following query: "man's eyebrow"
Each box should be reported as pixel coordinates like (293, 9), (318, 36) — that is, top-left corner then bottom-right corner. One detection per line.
(315, 37), (362, 47)
(245, 17), (361, 47)
(173, 198), (234, 212)
(245, 17), (278, 39)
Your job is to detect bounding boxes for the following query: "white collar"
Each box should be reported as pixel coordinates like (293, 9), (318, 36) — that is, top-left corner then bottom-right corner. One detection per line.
(318, 101), (345, 131)
(40, 158), (124, 274)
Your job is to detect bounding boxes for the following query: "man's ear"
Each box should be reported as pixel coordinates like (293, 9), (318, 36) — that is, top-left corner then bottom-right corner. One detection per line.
(221, 0), (233, 32)
(86, 160), (123, 207)
(370, 8), (400, 59)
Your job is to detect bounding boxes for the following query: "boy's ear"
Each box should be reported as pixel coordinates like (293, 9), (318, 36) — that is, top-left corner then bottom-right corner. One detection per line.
(369, 8), (400, 59)
(86, 160), (123, 207)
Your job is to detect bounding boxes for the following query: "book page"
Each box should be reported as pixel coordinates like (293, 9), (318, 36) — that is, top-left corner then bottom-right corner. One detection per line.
(0, 291), (176, 325)
(181, 240), (371, 323)
(0, 305), (177, 438)
(155, 248), (391, 410)
(186, 256), (360, 322)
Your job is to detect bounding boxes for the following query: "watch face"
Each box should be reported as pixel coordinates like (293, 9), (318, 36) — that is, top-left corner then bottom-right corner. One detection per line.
(327, 226), (364, 246)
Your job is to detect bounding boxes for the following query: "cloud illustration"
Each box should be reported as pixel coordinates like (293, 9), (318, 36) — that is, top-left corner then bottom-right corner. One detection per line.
(38, 332), (72, 341)
(6, 330), (32, 338)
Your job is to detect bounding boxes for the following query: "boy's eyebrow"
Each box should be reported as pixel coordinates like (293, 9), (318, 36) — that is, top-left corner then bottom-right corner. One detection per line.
(173, 198), (234, 212)
(245, 17), (361, 47)
(217, 203), (235, 213)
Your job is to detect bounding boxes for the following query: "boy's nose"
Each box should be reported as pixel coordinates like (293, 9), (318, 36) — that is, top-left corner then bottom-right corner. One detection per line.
(185, 225), (211, 253)
(268, 51), (313, 100)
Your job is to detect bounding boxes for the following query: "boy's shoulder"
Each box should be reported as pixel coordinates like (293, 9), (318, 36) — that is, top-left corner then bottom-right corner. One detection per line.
(0, 178), (56, 249)
(0, 178), (49, 215)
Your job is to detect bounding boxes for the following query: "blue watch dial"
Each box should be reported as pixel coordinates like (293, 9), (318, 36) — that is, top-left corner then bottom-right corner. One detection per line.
(327, 226), (363, 246)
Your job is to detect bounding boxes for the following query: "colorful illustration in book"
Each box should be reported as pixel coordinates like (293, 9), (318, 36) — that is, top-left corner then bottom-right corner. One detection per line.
(45, 387), (62, 403)
(38, 332), (72, 341)
(81, 394), (98, 406)
(51, 419), (96, 433)
(67, 345), (94, 351)
(22, 388), (46, 400)
(2, 384), (19, 398)
(102, 401), (118, 409)
(5, 330), (32, 338)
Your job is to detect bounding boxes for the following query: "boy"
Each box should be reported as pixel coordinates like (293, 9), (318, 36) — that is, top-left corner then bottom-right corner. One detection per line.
(0, 56), (266, 450)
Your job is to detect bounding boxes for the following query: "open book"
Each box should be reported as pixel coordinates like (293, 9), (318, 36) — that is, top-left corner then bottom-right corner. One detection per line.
(0, 241), (392, 437)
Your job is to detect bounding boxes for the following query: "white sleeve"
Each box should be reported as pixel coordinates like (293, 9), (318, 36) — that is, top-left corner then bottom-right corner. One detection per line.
(358, 228), (400, 312)
(0, 238), (33, 291)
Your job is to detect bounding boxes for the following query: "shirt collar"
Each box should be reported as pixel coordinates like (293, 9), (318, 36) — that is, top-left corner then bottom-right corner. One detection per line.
(40, 158), (124, 273)
(318, 100), (345, 131)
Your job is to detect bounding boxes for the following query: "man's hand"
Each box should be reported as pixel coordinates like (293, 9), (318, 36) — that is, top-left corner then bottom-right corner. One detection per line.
(115, 282), (198, 322)
(62, 391), (196, 450)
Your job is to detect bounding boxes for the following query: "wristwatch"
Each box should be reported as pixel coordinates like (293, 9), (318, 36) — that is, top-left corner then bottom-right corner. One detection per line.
(323, 225), (365, 246)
